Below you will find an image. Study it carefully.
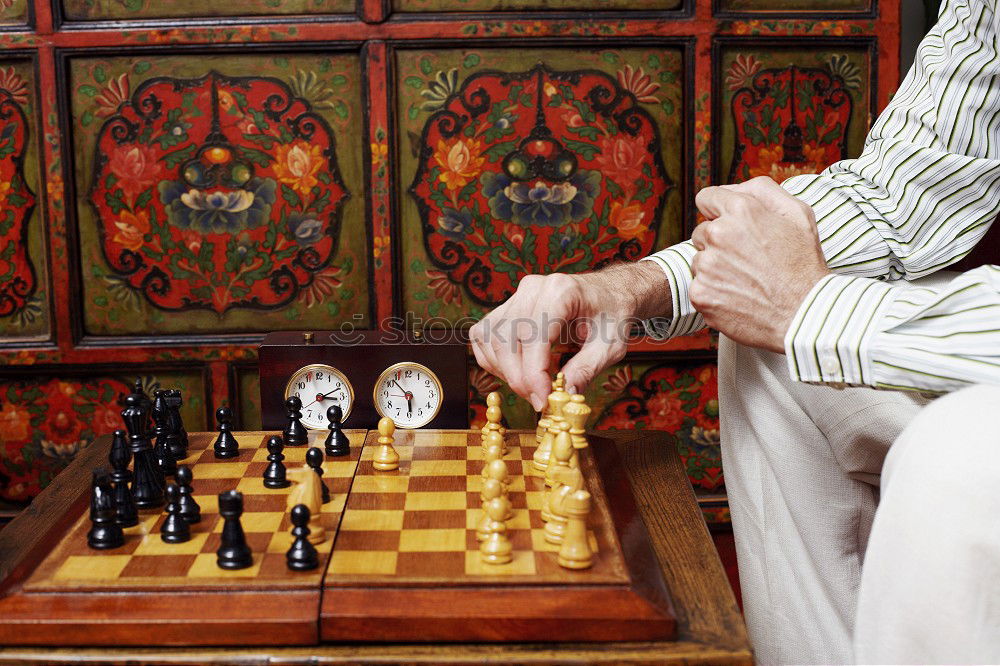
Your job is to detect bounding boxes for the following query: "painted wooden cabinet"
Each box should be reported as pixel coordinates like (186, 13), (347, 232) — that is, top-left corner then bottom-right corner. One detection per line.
(0, 0), (901, 521)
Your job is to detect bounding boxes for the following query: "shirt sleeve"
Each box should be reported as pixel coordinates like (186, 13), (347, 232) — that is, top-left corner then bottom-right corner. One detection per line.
(785, 267), (1000, 391)
(644, 0), (1000, 392)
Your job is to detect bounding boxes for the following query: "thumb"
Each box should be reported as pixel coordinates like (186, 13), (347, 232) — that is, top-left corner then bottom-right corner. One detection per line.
(559, 338), (626, 396)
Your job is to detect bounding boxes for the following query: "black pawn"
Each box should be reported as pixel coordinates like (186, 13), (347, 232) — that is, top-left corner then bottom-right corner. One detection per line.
(285, 504), (319, 571)
(108, 429), (138, 528)
(213, 406), (239, 459)
(160, 483), (190, 543)
(324, 405), (350, 457)
(121, 392), (164, 509)
(88, 469), (124, 550)
(263, 435), (290, 489)
(283, 396), (308, 446)
(175, 464), (201, 524)
(216, 490), (253, 570)
(306, 447), (330, 504)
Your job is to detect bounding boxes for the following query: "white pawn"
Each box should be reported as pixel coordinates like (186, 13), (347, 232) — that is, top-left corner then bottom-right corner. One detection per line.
(544, 421), (574, 488)
(481, 391), (506, 452)
(372, 417), (399, 471)
(558, 489), (593, 570)
(533, 373), (570, 471)
(476, 478), (511, 541)
(479, 497), (513, 565)
(480, 430), (504, 483)
(483, 457), (510, 487)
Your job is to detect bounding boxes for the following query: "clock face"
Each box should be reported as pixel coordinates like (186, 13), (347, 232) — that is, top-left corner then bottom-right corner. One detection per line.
(285, 363), (354, 429)
(373, 362), (443, 429)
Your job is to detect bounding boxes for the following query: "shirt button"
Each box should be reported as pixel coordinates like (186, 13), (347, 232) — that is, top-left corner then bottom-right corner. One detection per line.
(821, 355), (840, 375)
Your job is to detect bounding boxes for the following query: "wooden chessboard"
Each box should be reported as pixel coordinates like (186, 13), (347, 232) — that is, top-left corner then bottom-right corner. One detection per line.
(0, 429), (675, 646)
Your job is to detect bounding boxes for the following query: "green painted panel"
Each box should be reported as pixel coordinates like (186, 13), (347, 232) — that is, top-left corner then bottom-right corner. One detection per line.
(62, 0), (353, 20)
(719, 0), (869, 11)
(70, 54), (369, 336)
(0, 0), (29, 24)
(395, 0), (680, 12)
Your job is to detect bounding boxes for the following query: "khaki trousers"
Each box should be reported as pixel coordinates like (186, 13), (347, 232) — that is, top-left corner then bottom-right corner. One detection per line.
(718, 335), (1000, 664)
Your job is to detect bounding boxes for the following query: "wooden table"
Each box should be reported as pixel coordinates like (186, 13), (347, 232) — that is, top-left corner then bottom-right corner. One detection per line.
(0, 430), (751, 665)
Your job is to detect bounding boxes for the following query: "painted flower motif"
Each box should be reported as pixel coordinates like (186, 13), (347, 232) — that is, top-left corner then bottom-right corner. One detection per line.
(617, 65), (660, 104)
(594, 135), (647, 194)
(273, 141), (325, 196)
(300, 264), (343, 309)
(112, 209), (151, 252)
(92, 404), (122, 433)
(560, 109), (585, 129)
(543, 82), (558, 98)
(41, 438), (87, 460)
(287, 69), (340, 112)
(646, 391), (685, 432)
(748, 144), (826, 182)
(0, 402), (31, 442)
(609, 201), (648, 240)
(181, 229), (201, 253)
(434, 137), (485, 191)
(287, 212), (325, 246)
(689, 426), (721, 450)
(45, 407), (82, 446)
(493, 112), (514, 130)
(482, 170), (601, 227)
(601, 365), (633, 394)
(469, 366), (502, 396)
(159, 177), (276, 233)
(426, 269), (461, 305)
(726, 54), (762, 91)
(236, 117), (260, 135)
(94, 73), (130, 118)
(371, 141), (388, 168)
(502, 222), (524, 249)
(0, 180), (10, 208)
(827, 54), (862, 91)
(109, 144), (163, 202)
(0, 66), (28, 105)
(420, 68), (458, 112)
(437, 207), (474, 241)
(373, 234), (391, 259)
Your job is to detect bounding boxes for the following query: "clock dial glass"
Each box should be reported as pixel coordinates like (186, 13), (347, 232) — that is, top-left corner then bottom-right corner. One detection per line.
(374, 362), (443, 429)
(285, 364), (354, 429)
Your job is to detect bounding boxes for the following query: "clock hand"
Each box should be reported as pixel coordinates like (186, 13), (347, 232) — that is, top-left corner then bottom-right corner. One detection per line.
(304, 389), (341, 409)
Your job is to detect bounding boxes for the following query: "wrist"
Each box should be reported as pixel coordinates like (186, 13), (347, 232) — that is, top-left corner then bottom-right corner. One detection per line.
(577, 261), (669, 320)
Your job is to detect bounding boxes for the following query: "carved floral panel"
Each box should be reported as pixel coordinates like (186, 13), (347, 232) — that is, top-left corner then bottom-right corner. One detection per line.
(395, 0), (680, 12)
(398, 47), (684, 322)
(719, 46), (871, 185)
(0, 0), (28, 25)
(0, 59), (46, 340)
(70, 54), (369, 335)
(0, 371), (207, 503)
(718, 0), (870, 12)
(61, 0), (353, 20)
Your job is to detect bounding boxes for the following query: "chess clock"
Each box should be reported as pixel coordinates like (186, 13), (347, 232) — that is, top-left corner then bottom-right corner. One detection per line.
(258, 330), (467, 430)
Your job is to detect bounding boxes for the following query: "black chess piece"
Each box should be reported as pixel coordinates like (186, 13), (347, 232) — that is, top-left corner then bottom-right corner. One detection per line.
(324, 405), (350, 457)
(87, 469), (124, 550)
(121, 392), (165, 509)
(151, 390), (179, 477)
(160, 483), (191, 544)
(108, 428), (138, 528)
(216, 490), (253, 570)
(175, 464), (201, 524)
(285, 504), (319, 571)
(263, 435), (291, 489)
(283, 396), (308, 446)
(213, 406), (240, 459)
(165, 389), (188, 458)
(131, 378), (153, 431)
(306, 447), (330, 504)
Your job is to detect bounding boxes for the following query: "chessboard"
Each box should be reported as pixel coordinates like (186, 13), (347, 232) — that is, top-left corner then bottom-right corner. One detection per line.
(0, 427), (675, 646)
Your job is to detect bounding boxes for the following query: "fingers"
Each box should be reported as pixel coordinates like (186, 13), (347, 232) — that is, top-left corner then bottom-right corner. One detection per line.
(560, 335), (627, 396)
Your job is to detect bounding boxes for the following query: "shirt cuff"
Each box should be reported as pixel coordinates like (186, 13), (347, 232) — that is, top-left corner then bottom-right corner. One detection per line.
(783, 273), (899, 386)
(639, 244), (698, 339)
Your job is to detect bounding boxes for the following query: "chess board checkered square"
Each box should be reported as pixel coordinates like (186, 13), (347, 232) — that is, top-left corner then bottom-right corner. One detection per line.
(464, 550), (535, 575)
(403, 509), (465, 529)
(398, 528), (466, 552)
(52, 555), (133, 580)
(187, 552), (263, 577)
(120, 553), (199, 578)
(403, 491), (465, 511)
(350, 475), (408, 494)
(328, 549), (397, 575)
(394, 551), (464, 576)
(340, 509), (405, 531)
(407, 475), (466, 492)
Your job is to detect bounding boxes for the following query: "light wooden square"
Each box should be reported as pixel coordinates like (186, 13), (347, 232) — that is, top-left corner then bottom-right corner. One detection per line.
(187, 552), (262, 577)
(464, 508), (530, 530)
(525, 490), (546, 511)
(133, 531), (209, 556)
(53, 555), (132, 580)
(192, 494), (217, 513)
(409, 460), (467, 477)
(323, 460), (358, 478)
(403, 491), (466, 511)
(467, 476), (526, 494)
(413, 432), (467, 447)
(350, 474), (409, 494)
(339, 509), (405, 531)
(194, 462), (249, 479)
(328, 549), (398, 575)
(213, 511), (284, 533)
(464, 549), (536, 576)
(398, 528), (466, 552)
(236, 477), (289, 496)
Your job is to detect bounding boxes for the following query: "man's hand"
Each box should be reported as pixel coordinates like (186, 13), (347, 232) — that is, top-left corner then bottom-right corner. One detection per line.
(469, 262), (669, 411)
(691, 176), (830, 353)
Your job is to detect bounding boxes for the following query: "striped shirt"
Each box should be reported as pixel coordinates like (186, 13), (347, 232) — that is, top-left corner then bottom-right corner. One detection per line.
(642, 0), (1000, 393)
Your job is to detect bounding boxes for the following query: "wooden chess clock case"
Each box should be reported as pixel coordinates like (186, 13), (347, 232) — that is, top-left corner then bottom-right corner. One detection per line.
(258, 329), (469, 430)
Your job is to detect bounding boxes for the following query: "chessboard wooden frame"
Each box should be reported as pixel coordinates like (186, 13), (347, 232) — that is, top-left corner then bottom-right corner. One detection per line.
(0, 429), (674, 646)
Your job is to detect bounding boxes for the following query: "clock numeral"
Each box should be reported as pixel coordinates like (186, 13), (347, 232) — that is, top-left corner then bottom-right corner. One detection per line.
(404, 370), (413, 378)
(297, 382), (305, 390)
(316, 371), (324, 381)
